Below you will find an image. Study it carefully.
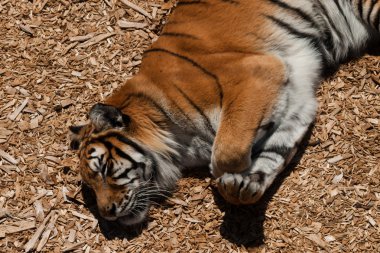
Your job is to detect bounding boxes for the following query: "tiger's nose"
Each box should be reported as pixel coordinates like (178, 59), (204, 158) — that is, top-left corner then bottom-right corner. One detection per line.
(98, 203), (117, 220)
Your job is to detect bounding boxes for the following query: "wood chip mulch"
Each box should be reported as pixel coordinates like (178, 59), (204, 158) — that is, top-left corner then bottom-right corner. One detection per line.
(0, 1), (379, 252)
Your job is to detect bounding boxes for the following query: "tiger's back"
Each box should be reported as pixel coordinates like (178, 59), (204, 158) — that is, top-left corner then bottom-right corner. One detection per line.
(70, 0), (380, 224)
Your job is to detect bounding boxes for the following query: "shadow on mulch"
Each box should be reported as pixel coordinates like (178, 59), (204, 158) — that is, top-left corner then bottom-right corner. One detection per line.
(212, 126), (314, 248)
(80, 127), (314, 245)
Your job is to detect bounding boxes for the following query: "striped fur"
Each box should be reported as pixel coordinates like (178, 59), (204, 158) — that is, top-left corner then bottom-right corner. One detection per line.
(70, 0), (380, 223)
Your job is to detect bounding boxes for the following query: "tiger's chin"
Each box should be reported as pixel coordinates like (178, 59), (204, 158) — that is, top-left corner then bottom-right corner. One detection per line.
(117, 206), (150, 226)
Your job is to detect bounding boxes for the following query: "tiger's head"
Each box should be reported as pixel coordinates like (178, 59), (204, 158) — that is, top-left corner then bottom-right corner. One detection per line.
(69, 103), (173, 225)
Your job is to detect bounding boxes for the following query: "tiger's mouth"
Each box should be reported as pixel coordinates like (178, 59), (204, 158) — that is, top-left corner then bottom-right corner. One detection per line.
(116, 206), (150, 226)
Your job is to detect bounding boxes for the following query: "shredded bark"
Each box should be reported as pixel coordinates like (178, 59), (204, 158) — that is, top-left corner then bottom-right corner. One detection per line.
(0, 0), (379, 252)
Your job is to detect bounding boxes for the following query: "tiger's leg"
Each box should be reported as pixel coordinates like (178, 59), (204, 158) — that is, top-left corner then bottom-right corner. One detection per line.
(210, 55), (285, 179)
(217, 89), (318, 205)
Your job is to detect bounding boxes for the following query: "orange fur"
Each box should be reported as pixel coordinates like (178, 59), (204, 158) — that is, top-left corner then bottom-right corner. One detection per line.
(71, 0), (290, 211)
(70, 0), (380, 212)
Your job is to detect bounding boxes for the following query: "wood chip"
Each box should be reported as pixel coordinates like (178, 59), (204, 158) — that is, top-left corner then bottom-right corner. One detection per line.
(0, 208), (8, 219)
(366, 215), (377, 227)
(61, 99), (74, 108)
(33, 200), (45, 222)
(62, 242), (86, 252)
(118, 20), (148, 29)
(332, 173), (343, 184)
(67, 229), (76, 243)
(28, 189), (47, 205)
(30, 117), (39, 129)
(45, 156), (61, 164)
(36, 213), (58, 252)
(168, 198), (188, 206)
(33, 0), (49, 13)
(120, 0), (152, 19)
(0, 220), (36, 235)
(327, 155), (343, 164)
(306, 234), (327, 249)
(71, 71), (82, 77)
(62, 42), (79, 55)
(324, 235), (336, 242)
(183, 217), (202, 223)
(71, 211), (97, 221)
(0, 99), (16, 113)
(78, 32), (116, 48)
(69, 33), (95, 42)
(0, 148), (18, 165)
(8, 98), (29, 121)
(327, 154), (352, 163)
(24, 211), (54, 252)
(19, 24), (34, 36)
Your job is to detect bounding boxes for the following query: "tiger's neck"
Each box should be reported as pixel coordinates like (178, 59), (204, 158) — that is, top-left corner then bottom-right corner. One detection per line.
(105, 74), (183, 161)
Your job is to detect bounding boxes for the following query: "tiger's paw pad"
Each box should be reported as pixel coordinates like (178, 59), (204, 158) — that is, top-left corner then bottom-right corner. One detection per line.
(216, 172), (266, 205)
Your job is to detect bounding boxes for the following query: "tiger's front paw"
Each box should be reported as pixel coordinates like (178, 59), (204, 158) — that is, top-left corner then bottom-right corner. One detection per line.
(216, 172), (266, 205)
(210, 152), (251, 179)
(209, 163), (223, 178)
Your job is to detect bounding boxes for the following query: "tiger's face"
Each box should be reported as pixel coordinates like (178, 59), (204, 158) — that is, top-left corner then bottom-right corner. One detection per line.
(70, 104), (156, 225)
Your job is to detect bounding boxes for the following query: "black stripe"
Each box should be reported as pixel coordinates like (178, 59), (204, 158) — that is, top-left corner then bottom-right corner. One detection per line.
(161, 32), (199, 40)
(149, 154), (158, 181)
(87, 147), (96, 155)
(169, 98), (197, 125)
(237, 179), (244, 191)
(269, 0), (317, 27)
(174, 85), (216, 135)
(94, 132), (146, 155)
(266, 15), (318, 41)
(113, 167), (132, 180)
(177, 0), (207, 6)
(374, 3), (380, 29)
(358, 0), (363, 17)
(219, 0), (239, 5)
(121, 92), (178, 127)
(119, 198), (130, 213)
(310, 1), (339, 60)
(144, 48), (223, 107)
(258, 154), (280, 164)
(136, 162), (148, 181)
(171, 101), (198, 128)
(259, 122), (275, 130)
(316, 0), (344, 42)
(127, 177), (139, 184)
(109, 204), (116, 216)
(114, 145), (137, 165)
(335, 1), (354, 37)
(266, 15), (330, 67)
(100, 159), (106, 174)
(113, 169), (131, 180)
(124, 91), (195, 128)
(262, 146), (293, 159)
(367, 0), (377, 24)
(107, 161), (115, 177)
(87, 155), (101, 160)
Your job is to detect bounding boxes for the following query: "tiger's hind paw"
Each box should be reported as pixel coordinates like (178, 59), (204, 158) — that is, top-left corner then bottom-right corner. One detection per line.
(216, 172), (266, 205)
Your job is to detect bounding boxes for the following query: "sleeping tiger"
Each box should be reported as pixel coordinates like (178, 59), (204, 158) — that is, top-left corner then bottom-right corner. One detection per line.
(70, 0), (380, 225)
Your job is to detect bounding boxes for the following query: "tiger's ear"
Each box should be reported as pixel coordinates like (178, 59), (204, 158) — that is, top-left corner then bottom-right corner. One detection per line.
(89, 103), (130, 132)
(69, 125), (85, 150)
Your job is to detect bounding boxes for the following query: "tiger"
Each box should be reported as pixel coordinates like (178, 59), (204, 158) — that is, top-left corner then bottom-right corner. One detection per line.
(69, 0), (380, 225)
